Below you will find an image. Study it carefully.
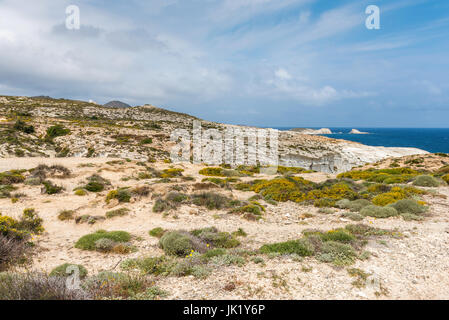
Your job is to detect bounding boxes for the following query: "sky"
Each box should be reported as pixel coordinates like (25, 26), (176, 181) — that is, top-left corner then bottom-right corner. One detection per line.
(0, 0), (448, 127)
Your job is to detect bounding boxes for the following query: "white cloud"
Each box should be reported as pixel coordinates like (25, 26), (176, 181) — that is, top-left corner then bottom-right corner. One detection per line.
(275, 68), (292, 80)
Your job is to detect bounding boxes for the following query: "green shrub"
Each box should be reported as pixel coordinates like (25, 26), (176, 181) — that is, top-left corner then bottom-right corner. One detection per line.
(347, 199), (371, 212)
(84, 181), (104, 192)
(360, 205), (398, 218)
(74, 189), (87, 196)
(231, 203), (264, 220)
(106, 189), (131, 203)
(140, 138), (153, 145)
(57, 210), (75, 221)
(75, 230), (131, 251)
(85, 271), (164, 300)
(18, 208), (44, 235)
(401, 213), (425, 221)
(1, 209), (44, 240)
(210, 254), (245, 267)
(13, 120), (35, 134)
(412, 175), (440, 187)
(319, 229), (355, 243)
(46, 125), (70, 139)
(335, 199), (351, 209)
(0, 272), (89, 300)
(159, 231), (207, 256)
(199, 167), (225, 177)
(191, 192), (233, 210)
(166, 192), (188, 203)
(49, 263), (88, 279)
(170, 254), (211, 278)
(0, 235), (28, 271)
(160, 168), (184, 178)
(318, 207), (335, 214)
(0, 170), (25, 185)
(442, 174), (449, 185)
(202, 248), (226, 258)
(389, 199), (426, 215)
(232, 228), (248, 237)
(94, 238), (116, 252)
(190, 227), (240, 248)
(42, 181), (63, 195)
(121, 256), (174, 275)
(260, 239), (314, 256)
(341, 212), (364, 221)
(105, 208), (130, 219)
(317, 241), (357, 266)
(149, 227), (166, 238)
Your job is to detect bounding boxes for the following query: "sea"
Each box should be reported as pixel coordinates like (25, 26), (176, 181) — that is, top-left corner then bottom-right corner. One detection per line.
(273, 128), (449, 154)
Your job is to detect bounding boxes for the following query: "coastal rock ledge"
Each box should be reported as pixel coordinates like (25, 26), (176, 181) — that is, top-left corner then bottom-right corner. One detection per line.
(278, 130), (427, 173)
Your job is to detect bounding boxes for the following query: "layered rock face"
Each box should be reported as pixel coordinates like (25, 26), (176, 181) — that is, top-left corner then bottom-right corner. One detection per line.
(276, 131), (427, 173)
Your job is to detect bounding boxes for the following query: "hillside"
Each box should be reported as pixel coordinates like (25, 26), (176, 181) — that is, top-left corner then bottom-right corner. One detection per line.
(0, 95), (425, 173)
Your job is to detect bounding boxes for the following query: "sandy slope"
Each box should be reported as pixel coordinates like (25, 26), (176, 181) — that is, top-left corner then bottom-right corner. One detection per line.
(1, 158), (449, 299)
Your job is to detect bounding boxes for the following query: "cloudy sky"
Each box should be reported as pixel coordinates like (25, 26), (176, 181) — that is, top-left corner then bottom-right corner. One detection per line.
(0, 0), (448, 127)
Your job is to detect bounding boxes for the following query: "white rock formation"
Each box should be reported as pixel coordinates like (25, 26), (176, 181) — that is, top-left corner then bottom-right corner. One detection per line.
(349, 129), (369, 134)
(290, 128), (332, 135)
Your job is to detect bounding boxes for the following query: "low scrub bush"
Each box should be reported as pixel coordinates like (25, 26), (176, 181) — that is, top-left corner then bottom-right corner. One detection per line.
(85, 271), (167, 300)
(49, 263), (88, 279)
(0, 272), (89, 300)
(106, 188), (131, 203)
(316, 241), (357, 266)
(42, 181), (63, 195)
(191, 192), (234, 210)
(0, 170), (25, 185)
(57, 210), (75, 221)
(160, 168), (184, 178)
(260, 224), (394, 266)
(360, 205), (398, 218)
(389, 199), (427, 215)
(230, 202), (265, 220)
(338, 167), (420, 184)
(190, 227), (240, 248)
(75, 230), (131, 251)
(199, 167), (225, 177)
(260, 239), (315, 256)
(159, 231), (208, 256)
(149, 227), (166, 238)
(412, 175), (440, 187)
(45, 125), (70, 140)
(443, 174), (449, 185)
(13, 120), (35, 134)
(84, 181), (104, 192)
(105, 208), (130, 219)
(0, 235), (27, 271)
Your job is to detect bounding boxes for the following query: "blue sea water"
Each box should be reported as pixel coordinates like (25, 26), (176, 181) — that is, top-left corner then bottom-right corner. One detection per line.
(273, 128), (449, 154)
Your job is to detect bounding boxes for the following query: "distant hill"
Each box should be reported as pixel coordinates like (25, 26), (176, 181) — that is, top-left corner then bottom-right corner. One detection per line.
(103, 100), (131, 108)
(31, 95), (54, 100)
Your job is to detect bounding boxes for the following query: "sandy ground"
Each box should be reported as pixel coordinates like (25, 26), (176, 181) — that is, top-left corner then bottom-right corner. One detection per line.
(1, 158), (449, 299)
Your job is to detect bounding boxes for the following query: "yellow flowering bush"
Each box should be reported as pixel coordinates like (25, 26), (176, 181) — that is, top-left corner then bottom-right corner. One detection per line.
(199, 167), (225, 177)
(160, 168), (184, 178)
(338, 168), (420, 184)
(442, 174), (449, 185)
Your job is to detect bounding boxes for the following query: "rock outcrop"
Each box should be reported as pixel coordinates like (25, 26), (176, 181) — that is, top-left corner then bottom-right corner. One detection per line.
(349, 129), (369, 134)
(290, 128), (332, 134)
